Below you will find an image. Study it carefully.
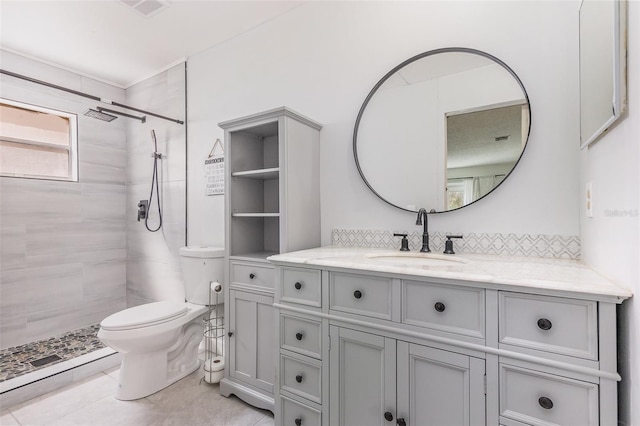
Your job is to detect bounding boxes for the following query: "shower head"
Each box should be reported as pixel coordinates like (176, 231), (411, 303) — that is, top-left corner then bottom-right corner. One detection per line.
(84, 108), (117, 122)
(98, 107), (146, 123)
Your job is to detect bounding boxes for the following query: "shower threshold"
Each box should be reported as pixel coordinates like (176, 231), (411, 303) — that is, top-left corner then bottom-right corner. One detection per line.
(0, 324), (121, 409)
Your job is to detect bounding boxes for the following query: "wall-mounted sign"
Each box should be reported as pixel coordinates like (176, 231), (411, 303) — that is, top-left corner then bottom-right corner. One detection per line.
(205, 138), (224, 196)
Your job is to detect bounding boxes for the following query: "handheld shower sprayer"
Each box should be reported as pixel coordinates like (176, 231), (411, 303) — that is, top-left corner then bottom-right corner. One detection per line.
(144, 130), (163, 232)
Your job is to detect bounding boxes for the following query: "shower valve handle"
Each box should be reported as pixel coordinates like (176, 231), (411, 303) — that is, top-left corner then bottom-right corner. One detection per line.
(137, 200), (149, 221)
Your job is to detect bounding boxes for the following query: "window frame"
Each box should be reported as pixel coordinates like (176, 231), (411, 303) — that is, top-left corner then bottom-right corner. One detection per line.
(0, 98), (79, 182)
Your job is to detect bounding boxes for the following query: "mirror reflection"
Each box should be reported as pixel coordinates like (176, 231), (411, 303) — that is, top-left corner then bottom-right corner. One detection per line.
(579, 0), (627, 148)
(354, 48), (530, 213)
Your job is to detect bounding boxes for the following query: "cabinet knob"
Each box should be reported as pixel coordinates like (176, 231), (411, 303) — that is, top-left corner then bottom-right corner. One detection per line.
(249, 273), (255, 279)
(295, 332), (304, 341)
(434, 302), (446, 312)
(396, 418), (406, 426)
(354, 290), (363, 299)
(538, 396), (554, 410)
(294, 282), (302, 290)
(384, 412), (394, 422)
(295, 419), (302, 426)
(228, 332), (233, 337)
(295, 374), (303, 383)
(537, 318), (552, 331)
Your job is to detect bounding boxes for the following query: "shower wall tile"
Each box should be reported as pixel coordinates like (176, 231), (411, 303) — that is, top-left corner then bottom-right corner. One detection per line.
(126, 259), (185, 304)
(79, 142), (127, 170)
(80, 184), (126, 221)
(0, 225), (26, 270)
(0, 52), (128, 349)
(79, 162), (127, 185)
(127, 181), (186, 262)
(82, 261), (127, 302)
(0, 179), (83, 227)
(125, 63), (186, 307)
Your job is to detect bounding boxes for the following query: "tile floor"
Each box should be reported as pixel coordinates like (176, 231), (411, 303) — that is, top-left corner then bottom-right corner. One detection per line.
(0, 367), (273, 426)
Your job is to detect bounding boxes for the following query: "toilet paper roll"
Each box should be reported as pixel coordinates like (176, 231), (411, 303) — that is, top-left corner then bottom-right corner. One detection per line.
(204, 369), (224, 384)
(210, 281), (223, 293)
(204, 356), (225, 372)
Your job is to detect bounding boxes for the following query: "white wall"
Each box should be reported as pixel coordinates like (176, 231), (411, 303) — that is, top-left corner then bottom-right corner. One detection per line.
(125, 63), (187, 306)
(0, 50), (127, 348)
(580, 2), (640, 424)
(187, 1), (580, 250)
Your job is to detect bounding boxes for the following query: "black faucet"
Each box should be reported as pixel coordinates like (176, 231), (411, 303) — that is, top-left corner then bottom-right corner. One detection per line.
(415, 208), (430, 253)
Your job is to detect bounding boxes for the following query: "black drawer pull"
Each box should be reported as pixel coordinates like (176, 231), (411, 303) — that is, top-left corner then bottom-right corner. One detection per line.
(295, 374), (303, 383)
(228, 332), (233, 337)
(295, 419), (302, 426)
(354, 290), (363, 299)
(537, 318), (552, 330)
(538, 396), (554, 409)
(249, 273), (255, 279)
(294, 281), (302, 290)
(397, 418), (406, 426)
(384, 412), (394, 422)
(295, 332), (304, 341)
(434, 302), (446, 312)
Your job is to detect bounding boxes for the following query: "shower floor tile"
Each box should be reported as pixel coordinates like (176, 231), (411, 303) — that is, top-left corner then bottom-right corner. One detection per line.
(0, 324), (105, 382)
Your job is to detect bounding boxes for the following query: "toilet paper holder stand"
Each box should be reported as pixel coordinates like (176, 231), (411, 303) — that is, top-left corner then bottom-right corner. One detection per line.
(202, 281), (224, 384)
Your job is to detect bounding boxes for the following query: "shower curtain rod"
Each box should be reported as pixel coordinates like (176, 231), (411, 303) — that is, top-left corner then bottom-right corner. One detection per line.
(0, 68), (184, 125)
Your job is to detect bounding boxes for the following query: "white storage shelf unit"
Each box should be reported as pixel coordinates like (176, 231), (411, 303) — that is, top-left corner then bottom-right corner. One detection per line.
(223, 107), (322, 262)
(228, 120), (281, 259)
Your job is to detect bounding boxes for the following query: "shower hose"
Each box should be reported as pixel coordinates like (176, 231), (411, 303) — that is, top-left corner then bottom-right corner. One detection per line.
(146, 129), (163, 232)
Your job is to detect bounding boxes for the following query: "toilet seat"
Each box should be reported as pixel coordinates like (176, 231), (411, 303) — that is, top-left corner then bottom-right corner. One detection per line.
(100, 301), (188, 331)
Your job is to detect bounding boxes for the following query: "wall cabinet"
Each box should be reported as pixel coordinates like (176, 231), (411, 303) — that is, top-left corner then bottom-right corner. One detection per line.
(219, 108), (321, 411)
(270, 259), (625, 426)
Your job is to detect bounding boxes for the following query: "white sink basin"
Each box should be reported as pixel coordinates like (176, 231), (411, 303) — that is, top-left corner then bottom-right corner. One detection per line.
(366, 252), (467, 267)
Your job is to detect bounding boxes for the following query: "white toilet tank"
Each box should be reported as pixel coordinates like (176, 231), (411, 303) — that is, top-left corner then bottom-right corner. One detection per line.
(179, 246), (225, 305)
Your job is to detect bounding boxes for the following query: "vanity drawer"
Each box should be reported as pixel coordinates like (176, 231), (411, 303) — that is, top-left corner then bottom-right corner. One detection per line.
(499, 292), (598, 359)
(280, 267), (321, 307)
(280, 314), (322, 359)
(330, 272), (394, 320)
(280, 395), (321, 426)
(499, 363), (599, 426)
(280, 354), (322, 404)
(402, 280), (485, 339)
(230, 261), (274, 291)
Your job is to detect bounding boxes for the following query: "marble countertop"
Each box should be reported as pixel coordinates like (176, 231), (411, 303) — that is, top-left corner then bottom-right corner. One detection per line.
(268, 246), (632, 302)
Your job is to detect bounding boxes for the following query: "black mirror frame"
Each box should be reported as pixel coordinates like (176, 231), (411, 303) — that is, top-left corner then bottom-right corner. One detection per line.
(353, 47), (532, 214)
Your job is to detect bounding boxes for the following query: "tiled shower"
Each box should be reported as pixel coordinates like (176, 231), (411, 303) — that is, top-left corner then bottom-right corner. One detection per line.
(0, 51), (187, 385)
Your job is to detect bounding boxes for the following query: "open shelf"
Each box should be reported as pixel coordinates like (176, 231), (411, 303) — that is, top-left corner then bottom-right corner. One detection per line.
(232, 168), (279, 180)
(229, 251), (279, 263)
(232, 213), (280, 217)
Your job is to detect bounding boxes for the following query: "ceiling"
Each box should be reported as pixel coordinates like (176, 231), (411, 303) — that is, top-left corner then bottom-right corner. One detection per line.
(0, 0), (302, 88)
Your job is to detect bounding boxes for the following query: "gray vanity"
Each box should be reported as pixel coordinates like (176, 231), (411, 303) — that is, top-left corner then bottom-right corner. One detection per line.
(269, 247), (631, 426)
(263, 8), (631, 423)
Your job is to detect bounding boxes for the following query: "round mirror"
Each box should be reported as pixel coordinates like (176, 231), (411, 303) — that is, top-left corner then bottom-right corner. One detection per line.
(353, 47), (531, 213)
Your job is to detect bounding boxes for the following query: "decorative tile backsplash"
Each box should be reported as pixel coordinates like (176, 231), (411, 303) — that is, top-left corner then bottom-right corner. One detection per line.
(331, 229), (581, 260)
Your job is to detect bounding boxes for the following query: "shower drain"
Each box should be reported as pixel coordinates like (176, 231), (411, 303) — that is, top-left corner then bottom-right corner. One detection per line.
(30, 354), (62, 367)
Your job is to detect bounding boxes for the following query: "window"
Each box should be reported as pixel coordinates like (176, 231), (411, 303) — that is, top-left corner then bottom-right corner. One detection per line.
(447, 178), (473, 210)
(0, 99), (78, 181)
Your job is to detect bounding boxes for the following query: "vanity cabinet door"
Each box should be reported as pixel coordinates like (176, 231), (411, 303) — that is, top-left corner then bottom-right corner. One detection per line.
(329, 326), (485, 426)
(228, 289), (275, 394)
(397, 342), (486, 426)
(329, 326), (396, 426)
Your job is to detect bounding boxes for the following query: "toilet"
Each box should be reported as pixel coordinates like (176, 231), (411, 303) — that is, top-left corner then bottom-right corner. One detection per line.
(98, 246), (224, 400)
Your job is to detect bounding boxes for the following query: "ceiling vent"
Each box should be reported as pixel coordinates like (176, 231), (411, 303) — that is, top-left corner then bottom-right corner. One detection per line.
(119, 0), (169, 18)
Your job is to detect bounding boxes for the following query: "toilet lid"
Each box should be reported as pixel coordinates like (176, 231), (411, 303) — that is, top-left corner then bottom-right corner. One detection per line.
(100, 302), (188, 331)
